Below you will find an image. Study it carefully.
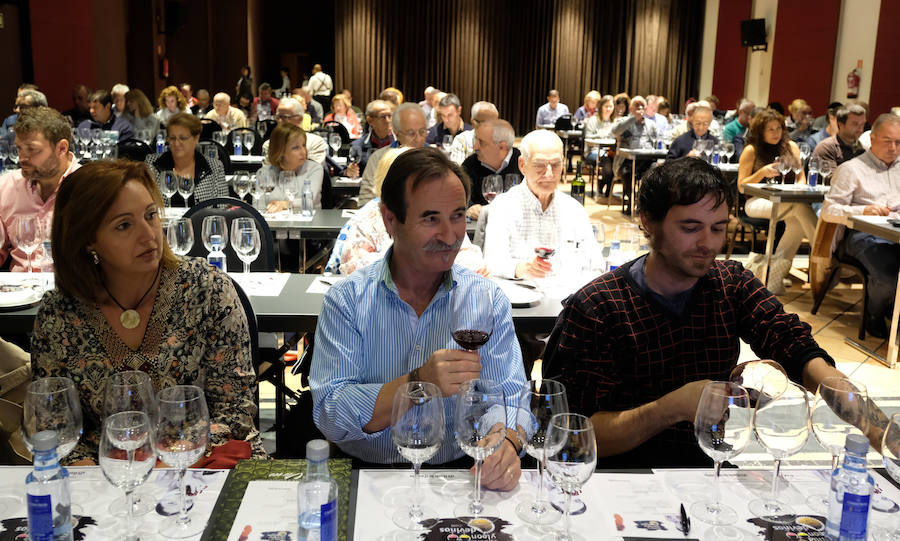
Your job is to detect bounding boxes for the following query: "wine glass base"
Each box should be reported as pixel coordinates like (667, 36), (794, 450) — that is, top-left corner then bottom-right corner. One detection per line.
(158, 517), (206, 539)
(453, 501), (499, 533)
(392, 505), (438, 531)
(805, 493), (829, 514)
(550, 494), (587, 516)
(516, 499), (562, 525)
(747, 498), (795, 523)
(109, 494), (155, 517)
(0, 495), (21, 515)
(691, 500), (739, 526)
(700, 525), (758, 541)
(542, 529), (587, 541)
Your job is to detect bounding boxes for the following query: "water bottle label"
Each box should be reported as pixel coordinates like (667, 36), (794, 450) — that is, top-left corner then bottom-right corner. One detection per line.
(234, 144), (242, 156)
(840, 492), (869, 538)
(320, 499), (337, 541)
(27, 494), (54, 541)
(712, 153), (720, 164)
(809, 172), (818, 187)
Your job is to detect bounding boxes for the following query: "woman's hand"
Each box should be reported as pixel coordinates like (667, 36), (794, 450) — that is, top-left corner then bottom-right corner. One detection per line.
(266, 200), (289, 213)
(760, 162), (780, 179)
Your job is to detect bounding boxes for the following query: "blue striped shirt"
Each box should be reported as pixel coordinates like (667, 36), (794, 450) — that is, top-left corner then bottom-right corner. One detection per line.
(310, 251), (526, 464)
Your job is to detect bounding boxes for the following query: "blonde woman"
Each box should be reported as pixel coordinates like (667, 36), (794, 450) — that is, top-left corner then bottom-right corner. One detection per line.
(155, 85), (188, 126)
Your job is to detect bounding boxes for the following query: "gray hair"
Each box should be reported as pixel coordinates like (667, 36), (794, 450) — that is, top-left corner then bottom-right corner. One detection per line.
(836, 104), (866, 124)
(738, 99), (755, 111)
(20, 89), (48, 107)
(471, 101), (498, 121)
(111, 84), (129, 97)
(872, 113), (900, 136)
(392, 102), (426, 133)
(519, 129), (563, 163)
(279, 97), (303, 116)
(365, 99), (392, 118)
(482, 119), (514, 147)
(439, 93), (461, 108)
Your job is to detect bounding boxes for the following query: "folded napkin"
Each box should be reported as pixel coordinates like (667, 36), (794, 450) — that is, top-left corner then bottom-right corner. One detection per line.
(194, 440), (252, 469)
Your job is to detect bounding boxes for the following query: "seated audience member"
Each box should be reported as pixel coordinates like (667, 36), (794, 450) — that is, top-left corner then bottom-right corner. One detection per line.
(737, 109), (814, 293)
(722, 99), (755, 148)
(311, 147), (525, 489)
(483, 130), (597, 278)
(327, 148), (484, 275)
(31, 159), (265, 464)
(542, 157), (847, 468)
(258, 124), (326, 213)
(193, 89), (213, 115)
(573, 91), (601, 124)
(418, 86), (438, 119)
(144, 113), (228, 205)
(123, 89), (161, 141)
(110, 84), (129, 117)
(379, 87), (404, 107)
(235, 93), (253, 117)
(450, 101), (499, 164)
(299, 87), (323, 123)
(180, 83), (197, 109)
(733, 106), (765, 159)
(358, 103), (429, 206)
(250, 82), (280, 122)
(62, 84), (91, 126)
(787, 98), (814, 142)
(426, 94), (471, 146)
(584, 96), (617, 198)
(1, 88), (47, 147)
(345, 100), (394, 178)
(822, 113), (900, 339)
(205, 93), (249, 131)
(341, 89), (363, 117)
(0, 107), (80, 271)
(644, 95), (669, 133)
(155, 85), (189, 127)
(812, 101), (843, 132)
(769, 101), (786, 115)
(612, 96), (658, 211)
(808, 105), (840, 151)
(323, 94), (362, 139)
(613, 93), (630, 119)
(78, 90), (135, 142)
(666, 105), (718, 160)
(657, 97), (673, 126)
(535, 89), (570, 127)
(463, 119), (521, 215)
(287, 93), (315, 131)
(811, 104), (866, 172)
(261, 97), (327, 165)
(671, 100), (721, 139)
(426, 91), (444, 129)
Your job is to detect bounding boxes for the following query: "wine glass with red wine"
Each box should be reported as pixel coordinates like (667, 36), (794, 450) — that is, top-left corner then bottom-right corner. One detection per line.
(450, 283), (495, 351)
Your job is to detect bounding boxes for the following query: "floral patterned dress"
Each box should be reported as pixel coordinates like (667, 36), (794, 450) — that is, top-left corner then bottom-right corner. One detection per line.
(31, 257), (266, 463)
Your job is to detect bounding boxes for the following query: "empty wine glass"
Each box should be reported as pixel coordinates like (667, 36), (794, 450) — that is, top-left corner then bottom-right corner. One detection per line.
(280, 171), (299, 214)
(390, 381), (445, 531)
(723, 142), (735, 163)
(176, 175), (194, 206)
(544, 413), (597, 541)
(212, 131), (226, 147)
(819, 161), (834, 184)
(248, 174), (262, 207)
(14, 213), (41, 275)
(232, 171), (251, 201)
(328, 132), (342, 156)
(799, 142), (811, 162)
(258, 168), (277, 208)
(23, 377), (83, 460)
(775, 155), (792, 184)
(792, 158), (805, 181)
(808, 377), (868, 510)
(503, 173), (520, 192)
(167, 218), (194, 256)
(482, 175), (503, 203)
(155, 385), (210, 538)
(748, 381), (810, 522)
(159, 170), (177, 207)
(450, 282), (494, 351)
(201, 215), (228, 252)
(454, 378), (507, 530)
(230, 219), (260, 273)
(692, 382), (752, 525)
(243, 131), (255, 154)
(442, 134), (454, 153)
(99, 410), (156, 538)
(515, 379), (569, 525)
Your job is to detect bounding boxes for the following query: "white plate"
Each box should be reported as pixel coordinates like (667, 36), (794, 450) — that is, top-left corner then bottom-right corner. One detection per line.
(494, 280), (542, 307)
(0, 284), (42, 310)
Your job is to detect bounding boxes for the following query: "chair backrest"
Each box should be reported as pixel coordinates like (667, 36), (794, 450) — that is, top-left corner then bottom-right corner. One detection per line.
(227, 276), (259, 373)
(809, 218), (842, 302)
(322, 121), (350, 145)
(117, 140), (153, 162)
(256, 119), (277, 142)
(197, 141), (233, 174)
(473, 204), (490, 250)
(320, 165), (336, 210)
(227, 127), (262, 155)
(200, 119), (222, 140)
(183, 197), (276, 272)
(554, 114), (573, 131)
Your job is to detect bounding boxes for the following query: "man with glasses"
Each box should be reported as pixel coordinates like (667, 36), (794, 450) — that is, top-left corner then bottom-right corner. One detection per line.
(260, 97), (327, 165)
(345, 100), (394, 178)
(612, 96), (658, 213)
(482, 129), (597, 278)
(0, 107), (80, 271)
(822, 113), (900, 339)
(78, 89), (135, 142)
(666, 105), (718, 160)
(2, 86), (45, 142)
(358, 103), (429, 206)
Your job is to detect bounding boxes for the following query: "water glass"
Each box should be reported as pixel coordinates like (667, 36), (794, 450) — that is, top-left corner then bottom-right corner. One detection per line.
(99, 411), (156, 538)
(230, 219), (260, 273)
(544, 413), (597, 541)
(201, 216), (228, 252)
(14, 213), (41, 274)
(176, 175), (194, 206)
(167, 218), (194, 256)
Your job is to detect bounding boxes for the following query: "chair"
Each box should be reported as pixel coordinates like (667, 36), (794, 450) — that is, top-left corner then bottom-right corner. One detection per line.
(321, 121), (351, 146)
(473, 204), (490, 251)
(227, 277), (261, 428)
(553, 115), (573, 131)
(200, 119), (222, 141)
(197, 140), (233, 174)
(725, 192), (780, 258)
(183, 197), (276, 272)
(227, 127), (262, 155)
(117, 140), (153, 162)
(809, 219), (869, 340)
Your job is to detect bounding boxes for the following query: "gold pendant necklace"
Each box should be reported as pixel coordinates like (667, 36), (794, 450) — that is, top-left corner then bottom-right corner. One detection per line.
(100, 265), (161, 330)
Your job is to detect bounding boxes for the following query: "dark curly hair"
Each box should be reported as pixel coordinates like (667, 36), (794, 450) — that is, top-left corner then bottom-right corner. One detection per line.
(637, 157), (733, 223)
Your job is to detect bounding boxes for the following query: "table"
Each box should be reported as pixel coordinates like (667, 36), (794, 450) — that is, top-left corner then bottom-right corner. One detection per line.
(228, 154), (263, 172)
(331, 176), (361, 196)
(617, 148), (667, 217)
(583, 138), (617, 197)
(847, 215), (900, 368)
(741, 183), (828, 284)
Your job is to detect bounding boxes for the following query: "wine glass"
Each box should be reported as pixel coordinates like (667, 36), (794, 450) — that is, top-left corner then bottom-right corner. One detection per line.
(243, 131), (255, 154)
(23, 377), (83, 460)
(155, 385), (210, 538)
(176, 175), (194, 207)
(167, 218), (194, 257)
(258, 168), (277, 208)
(201, 215), (228, 252)
(99, 411), (156, 538)
(159, 170), (178, 207)
(792, 158), (805, 182)
(442, 134), (454, 153)
(692, 382), (752, 525)
(232, 171), (251, 201)
(808, 377), (868, 510)
(799, 142), (811, 162)
(723, 142), (735, 163)
(515, 379), (569, 525)
(819, 161), (834, 185)
(390, 381), (445, 531)
(230, 219), (260, 274)
(775, 156), (792, 184)
(453, 378), (507, 530)
(348, 146), (362, 177)
(450, 283), (494, 351)
(248, 174), (262, 208)
(878, 413), (900, 541)
(482, 175), (503, 203)
(504, 173), (520, 192)
(748, 381), (810, 522)
(14, 213), (41, 275)
(280, 171), (299, 214)
(212, 131), (226, 147)
(543, 413), (597, 541)
(328, 132), (342, 157)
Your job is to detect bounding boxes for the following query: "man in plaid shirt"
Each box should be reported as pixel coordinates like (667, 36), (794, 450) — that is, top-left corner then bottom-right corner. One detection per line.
(542, 158), (849, 468)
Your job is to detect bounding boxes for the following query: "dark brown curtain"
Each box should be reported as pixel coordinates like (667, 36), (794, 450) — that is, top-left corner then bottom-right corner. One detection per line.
(334, 0), (704, 134)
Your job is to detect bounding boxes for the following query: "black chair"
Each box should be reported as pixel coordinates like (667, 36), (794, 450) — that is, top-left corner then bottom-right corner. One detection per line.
(117, 140), (153, 162)
(200, 119), (222, 141)
(553, 115), (573, 131)
(322, 121), (351, 145)
(227, 127), (262, 155)
(197, 141), (233, 174)
(725, 193), (782, 258)
(256, 119), (277, 142)
(183, 197), (276, 272)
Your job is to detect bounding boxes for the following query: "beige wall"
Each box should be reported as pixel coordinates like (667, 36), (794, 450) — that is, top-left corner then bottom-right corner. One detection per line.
(830, 0), (880, 104)
(698, 0), (719, 100)
(743, 0), (777, 106)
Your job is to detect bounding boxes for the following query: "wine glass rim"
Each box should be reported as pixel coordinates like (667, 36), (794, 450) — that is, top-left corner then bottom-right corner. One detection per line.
(526, 378), (567, 396)
(549, 412), (593, 431)
(817, 376), (868, 394)
(28, 376), (75, 394)
(702, 380), (750, 398)
(157, 384), (204, 403)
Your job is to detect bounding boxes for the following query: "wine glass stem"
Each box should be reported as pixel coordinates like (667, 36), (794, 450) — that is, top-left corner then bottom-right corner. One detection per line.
(831, 453), (840, 473)
(27, 251), (32, 273)
(770, 459), (782, 501)
(410, 462), (423, 519)
(243, 261), (250, 274)
(177, 467), (190, 526)
(535, 456), (546, 510)
(473, 459), (483, 514)
(564, 492), (573, 538)
(713, 460), (722, 511)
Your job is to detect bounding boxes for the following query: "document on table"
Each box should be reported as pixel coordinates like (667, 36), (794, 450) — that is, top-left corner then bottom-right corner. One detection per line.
(306, 275), (345, 294)
(585, 473), (686, 538)
(225, 481), (297, 541)
(229, 272), (290, 296)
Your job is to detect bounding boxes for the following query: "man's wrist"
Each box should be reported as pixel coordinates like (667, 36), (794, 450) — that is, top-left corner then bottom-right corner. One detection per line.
(409, 366), (421, 383)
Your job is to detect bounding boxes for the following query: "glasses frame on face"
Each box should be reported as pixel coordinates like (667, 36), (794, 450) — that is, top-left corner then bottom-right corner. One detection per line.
(276, 113), (301, 122)
(398, 128), (429, 139)
(370, 112), (393, 121)
(165, 135), (194, 144)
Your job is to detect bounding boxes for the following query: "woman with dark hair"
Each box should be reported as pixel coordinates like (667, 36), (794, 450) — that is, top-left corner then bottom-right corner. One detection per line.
(123, 89), (161, 140)
(236, 65), (253, 99)
(737, 108), (816, 293)
(144, 113), (227, 206)
(584, 95), (617, 197)
(613, 92), (630, 118)
(260, 123), (325, 213)
(31, 159), (264, 464)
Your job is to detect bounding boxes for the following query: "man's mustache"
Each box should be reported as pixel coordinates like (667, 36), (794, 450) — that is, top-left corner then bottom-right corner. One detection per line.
(424, 238), (463, 252)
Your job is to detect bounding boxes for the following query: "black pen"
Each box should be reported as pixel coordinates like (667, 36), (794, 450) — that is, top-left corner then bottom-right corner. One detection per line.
(680, 503), (690, 536)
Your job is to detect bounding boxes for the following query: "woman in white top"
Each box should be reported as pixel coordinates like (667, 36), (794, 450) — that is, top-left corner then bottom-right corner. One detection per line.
(123, 89), (161, 141)
(260, 123), (325, 213)
(155, 86), (189, 127)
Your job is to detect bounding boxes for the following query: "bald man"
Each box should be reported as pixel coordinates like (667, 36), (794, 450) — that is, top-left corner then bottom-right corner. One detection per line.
(204, 92), (248, 129)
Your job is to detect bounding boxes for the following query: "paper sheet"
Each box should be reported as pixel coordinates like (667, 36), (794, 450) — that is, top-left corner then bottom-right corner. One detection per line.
(225, 481), (298, 541)
(305, 276), (345, 294)
(229, 272), (290, 297)
(341, 209), (358, 218)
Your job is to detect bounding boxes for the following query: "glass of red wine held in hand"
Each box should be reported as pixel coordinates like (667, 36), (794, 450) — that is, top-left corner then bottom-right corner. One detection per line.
(451, 284), (495, 352)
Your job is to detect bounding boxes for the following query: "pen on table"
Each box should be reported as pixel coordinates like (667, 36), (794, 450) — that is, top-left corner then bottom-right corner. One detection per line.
(680, 503), (690, 536)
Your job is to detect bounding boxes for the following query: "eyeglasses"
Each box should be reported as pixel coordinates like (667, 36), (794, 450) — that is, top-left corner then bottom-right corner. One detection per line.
(276, 113), (301, 121)
(528, 160), (564, 171)
(371, 113), (393, 120)
(165, 135), (194, 144)
(398, 128), (429, 138)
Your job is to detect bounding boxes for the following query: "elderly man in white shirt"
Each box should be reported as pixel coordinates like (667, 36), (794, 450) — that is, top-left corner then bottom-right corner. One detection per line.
(449, 101), (499, 164)
(483, 130), (597, 278)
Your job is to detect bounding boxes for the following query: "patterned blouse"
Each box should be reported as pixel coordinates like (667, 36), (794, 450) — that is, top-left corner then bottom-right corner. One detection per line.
(31, 257), (266, 463)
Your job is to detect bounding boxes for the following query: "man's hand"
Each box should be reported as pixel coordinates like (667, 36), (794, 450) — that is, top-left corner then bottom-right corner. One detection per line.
(515, 256), (553, 278)
(474, 426), (521, 491)
(345, 162), (360, 178)
(665, 379), (711, 424)
(417, 349), (482, 397)
(863, 204), (891, 216)
(267, 200), (289, 213)
(466, 204), (482, 221)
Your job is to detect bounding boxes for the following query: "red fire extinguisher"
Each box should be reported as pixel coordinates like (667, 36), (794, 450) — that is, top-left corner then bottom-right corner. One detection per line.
(847, 59), (861, 99)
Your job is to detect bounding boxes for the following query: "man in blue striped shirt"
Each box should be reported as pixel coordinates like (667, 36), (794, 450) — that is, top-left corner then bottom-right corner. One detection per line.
(311, 147), (527, 491)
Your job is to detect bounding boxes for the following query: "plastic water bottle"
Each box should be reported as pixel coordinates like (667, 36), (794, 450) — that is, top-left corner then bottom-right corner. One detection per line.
(26, 431), (73, 541)
(207, 234), (226, 270)
(826, 434), (873, 541)
(297, 440), (338, 541)
(607, 240), (622, 271)
(808, 166), (819, 188)
(712, 145), (721, 164)
(233, 133), (242, 156)
(155, 133), (165, 154)
(300, 179), (314, 218)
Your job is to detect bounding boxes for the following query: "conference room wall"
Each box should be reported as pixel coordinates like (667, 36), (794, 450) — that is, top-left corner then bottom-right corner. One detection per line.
(869, 0), (900, 117)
